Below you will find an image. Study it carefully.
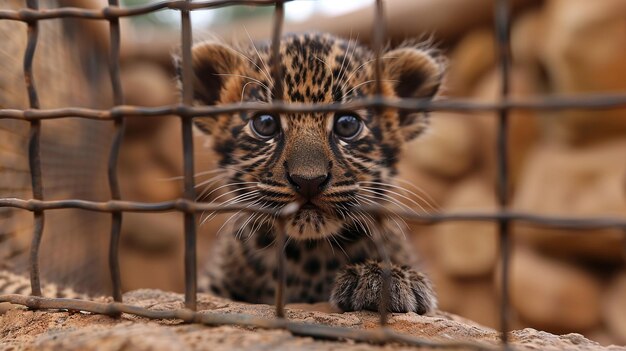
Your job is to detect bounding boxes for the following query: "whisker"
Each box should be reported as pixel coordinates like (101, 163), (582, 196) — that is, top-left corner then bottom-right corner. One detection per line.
(359, 181), (438, 212)
(387, 215), (409, 240)
(219, 165), (257, 176)
(244, 25), (273, 91)
(201, 191), (260, 224)
(339, 59), (372, 94)
(356, 191), (414, 212)
(354, 195), (408, 234)
(353, 194), (377, 209)
(359, 186), (430, 214)
(334, 30), (354, 93)
(357, 193), (408, 240)
(201, 182), (258, 202)
(202, 194), (261, 227)
(356, 192), (419, 218)
(339, 56), (398, 93)
(333, 204), (349, 221)
(158, 168), (226, 182)
(324, 236), (335, 256)
(341, 79), (399, 100)
(195, 173), (229, 189)
(213, 73), (271, 92)
(358, 211), (376, 239)
(214, 198), (263, 234)
(229, 35), (273, 85)
(196, 177), (231, 201)
(314, 55), (334, 94)
(344, 209), (370, 238)
(329, 234), (350, 258)
(352, 198), (377, 235)
(394, 178), (441, 211)
(195, 174), (231, 200)
(237, 210), (260, 239)
(215, 211), (240, 236)
(336, 32), (360, 91)
(245, 202), (272, 243)
(201, 185), (257, 204)
(248, 202), (268, 232)
(283, 236), (293, 255)
(253, 214), (279, 253)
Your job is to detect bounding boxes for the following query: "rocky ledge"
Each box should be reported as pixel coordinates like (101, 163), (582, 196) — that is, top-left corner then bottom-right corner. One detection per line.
(1, 289), (623, 351)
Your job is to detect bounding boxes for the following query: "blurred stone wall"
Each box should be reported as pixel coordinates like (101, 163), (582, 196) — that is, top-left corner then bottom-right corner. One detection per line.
(397, 0), (626, 345)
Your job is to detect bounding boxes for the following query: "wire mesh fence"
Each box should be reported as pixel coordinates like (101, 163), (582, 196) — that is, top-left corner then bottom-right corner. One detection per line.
(1, 0), (626, 350)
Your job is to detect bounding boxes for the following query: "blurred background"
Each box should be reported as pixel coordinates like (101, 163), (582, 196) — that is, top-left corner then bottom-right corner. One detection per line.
(1, 0), (625, 346)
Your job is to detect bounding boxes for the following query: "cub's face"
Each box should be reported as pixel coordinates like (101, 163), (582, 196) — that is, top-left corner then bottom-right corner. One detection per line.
(187, 33), (442, 240)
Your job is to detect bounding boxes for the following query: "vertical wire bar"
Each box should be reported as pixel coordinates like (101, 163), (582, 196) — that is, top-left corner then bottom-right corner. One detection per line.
(373, 215), (391, 326)
(270, 1), (285, 101)
(180, 0), (197, 311)
(269, 0), (285, 318)
(24, 0), (44, 297)
(372, 0), (385, 97)
(107, 0), (125, 303)
(372, 0), (391, 327)
(495, 0), (512, 347)
(274, 217), (287, 318)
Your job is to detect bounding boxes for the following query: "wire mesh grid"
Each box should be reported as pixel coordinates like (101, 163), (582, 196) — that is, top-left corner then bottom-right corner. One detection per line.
(1, 0), (626, 350)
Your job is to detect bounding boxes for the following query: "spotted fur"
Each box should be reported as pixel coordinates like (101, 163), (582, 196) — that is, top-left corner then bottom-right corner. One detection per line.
(187, 33), (443, 314)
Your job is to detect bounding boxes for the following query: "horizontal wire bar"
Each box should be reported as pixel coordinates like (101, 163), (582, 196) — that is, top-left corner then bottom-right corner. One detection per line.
(0, 198), (294, 215)
(0, 0), (287, 21)
(1, 198), (625, 230)
(1, 94), (626, 121)
(0, 294), (496, 351)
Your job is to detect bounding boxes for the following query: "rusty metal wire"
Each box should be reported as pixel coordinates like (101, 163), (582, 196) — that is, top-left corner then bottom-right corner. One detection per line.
(370, 0), (393, 328)
(107, 0), (125, 304)
(179, 0), (198, 312)
(24, 0), (44, 298)
(0, 0), (282, 21)
(1, 0), (625, 350)
(1, 94), (626, 120)
(3, 197), (626, 229)
(495, 0), (512, 345)
(269, 0), (287, 319)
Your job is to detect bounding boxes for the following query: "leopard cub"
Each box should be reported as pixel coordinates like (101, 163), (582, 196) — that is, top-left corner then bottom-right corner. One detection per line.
(184, 33), (443, 314)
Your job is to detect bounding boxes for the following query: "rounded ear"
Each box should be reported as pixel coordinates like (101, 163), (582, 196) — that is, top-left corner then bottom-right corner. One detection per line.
(381, 47), (444, 142)
(189, 42), (244, 106)
(382, 47), (443, 99)
(176, 41), (244, 134)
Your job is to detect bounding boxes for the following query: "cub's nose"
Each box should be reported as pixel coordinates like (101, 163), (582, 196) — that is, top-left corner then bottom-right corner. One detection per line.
(287, 173), (330, 200)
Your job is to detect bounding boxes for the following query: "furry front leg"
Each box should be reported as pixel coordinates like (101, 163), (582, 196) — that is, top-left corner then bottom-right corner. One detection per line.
(330, 260), (437, 314)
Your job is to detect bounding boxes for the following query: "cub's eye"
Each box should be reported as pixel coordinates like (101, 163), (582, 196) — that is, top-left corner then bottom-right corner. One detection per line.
(250, 113), (279, 138)
(333, 113), (363, 140)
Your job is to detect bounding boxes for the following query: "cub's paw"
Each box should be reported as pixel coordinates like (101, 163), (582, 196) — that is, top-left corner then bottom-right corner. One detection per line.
(330, 260), (436, 314)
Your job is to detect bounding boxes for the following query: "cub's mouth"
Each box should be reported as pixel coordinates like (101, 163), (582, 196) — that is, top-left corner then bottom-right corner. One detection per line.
(294, 197), (335, 217)
(299, 201), (318, 210)
(284, 198), (345, 240)
(292, 200), (325, 221)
